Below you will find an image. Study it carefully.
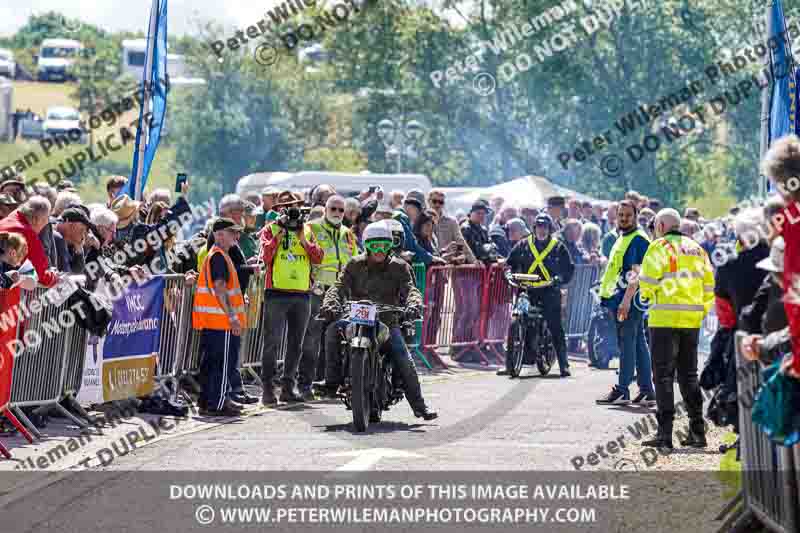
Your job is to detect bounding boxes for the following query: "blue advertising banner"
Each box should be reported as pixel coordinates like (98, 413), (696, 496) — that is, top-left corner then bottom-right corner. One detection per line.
(101, 277), (164, 401)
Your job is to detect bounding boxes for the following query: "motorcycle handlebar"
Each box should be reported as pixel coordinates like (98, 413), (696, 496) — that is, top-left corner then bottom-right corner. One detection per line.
(505, 272), (558, 289)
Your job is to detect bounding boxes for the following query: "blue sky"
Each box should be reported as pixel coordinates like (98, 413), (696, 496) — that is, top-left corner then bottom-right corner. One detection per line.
(0, 0), (459, 39)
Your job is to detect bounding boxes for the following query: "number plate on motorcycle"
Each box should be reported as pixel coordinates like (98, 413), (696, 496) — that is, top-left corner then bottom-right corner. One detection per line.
(349, 303), (377, 326)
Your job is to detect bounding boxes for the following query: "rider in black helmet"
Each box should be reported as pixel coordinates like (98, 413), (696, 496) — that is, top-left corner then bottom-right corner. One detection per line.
(501, 213), (575, 378)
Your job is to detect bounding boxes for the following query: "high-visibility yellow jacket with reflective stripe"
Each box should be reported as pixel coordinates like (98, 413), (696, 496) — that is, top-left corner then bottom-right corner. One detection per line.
(598, 229), (650, 299)
(192, 246), (247, 330)
(308, 219), (358, 287)
(638, 231), (714, 329)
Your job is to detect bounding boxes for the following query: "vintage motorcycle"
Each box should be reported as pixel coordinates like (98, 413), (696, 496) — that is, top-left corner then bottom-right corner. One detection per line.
(329, 300), (418, 432)
(504, 272), (559, 377)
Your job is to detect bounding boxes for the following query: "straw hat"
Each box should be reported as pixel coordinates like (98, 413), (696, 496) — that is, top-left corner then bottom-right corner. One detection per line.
(110, 194), (141, 228)
(273, 190), (304, 209)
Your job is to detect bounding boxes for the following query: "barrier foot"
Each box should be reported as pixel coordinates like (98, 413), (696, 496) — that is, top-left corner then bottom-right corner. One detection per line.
(713, 491), (743, 522)
(244, 367), (263, 389)
(53, 402), (89, 430)
(0, 440), (11, 459)
(412, 347), (433, 370)
(715, 507), (757, 533)
(423, 348), (449, 370)
(2, 408), (35, 444)
(11, 407), (42, 440)
(64, 396), (98, 427)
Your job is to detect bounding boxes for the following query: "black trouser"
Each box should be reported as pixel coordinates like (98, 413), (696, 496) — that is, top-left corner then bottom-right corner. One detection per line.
(199, 330), (240, 411)
(649, 327), (704, 435)
(261, 291), (311, 392)
(529, 288), (569, 372)
(298, 291), (328, 392)
(324, 320), (426, 411)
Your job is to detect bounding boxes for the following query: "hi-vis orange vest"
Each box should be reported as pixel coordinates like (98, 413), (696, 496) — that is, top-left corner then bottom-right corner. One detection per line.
(192, 246), (247, 330)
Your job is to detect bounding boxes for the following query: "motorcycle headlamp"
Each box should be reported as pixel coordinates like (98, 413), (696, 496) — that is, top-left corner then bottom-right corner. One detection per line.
(345, 321), (390, 345)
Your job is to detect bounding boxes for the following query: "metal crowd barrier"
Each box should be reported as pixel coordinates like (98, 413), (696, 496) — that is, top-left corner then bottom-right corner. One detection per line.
(238, 270), (288, 385)
(155, 274), (195, 395)
(9, 278), (92, 437)
(563, 264), (600, 340)
(734, 331), (800, 533)
(481, 263), (515, 363)
(408, 263), (432, 369)
(420, 264), (485, 367)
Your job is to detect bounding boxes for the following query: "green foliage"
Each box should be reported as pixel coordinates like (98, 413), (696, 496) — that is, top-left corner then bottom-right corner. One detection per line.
(3, 1), (783, 209)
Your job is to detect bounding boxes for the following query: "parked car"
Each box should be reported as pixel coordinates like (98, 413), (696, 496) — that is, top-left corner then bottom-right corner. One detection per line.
(42, 106), (86, 143)
(37, 38), (82, 82)
(0, 49), (15, 79)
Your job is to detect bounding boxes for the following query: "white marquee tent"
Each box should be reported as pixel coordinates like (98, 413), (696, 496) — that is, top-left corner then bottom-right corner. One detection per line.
(437, 175), (606, 216)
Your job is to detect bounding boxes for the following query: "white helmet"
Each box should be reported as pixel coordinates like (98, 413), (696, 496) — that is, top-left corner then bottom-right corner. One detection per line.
(383, 219), (405, 249)
(362, 221), (393, 243)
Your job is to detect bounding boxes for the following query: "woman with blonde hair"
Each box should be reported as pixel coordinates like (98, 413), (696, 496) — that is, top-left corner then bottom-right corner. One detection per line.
(0, 232), (35, 290)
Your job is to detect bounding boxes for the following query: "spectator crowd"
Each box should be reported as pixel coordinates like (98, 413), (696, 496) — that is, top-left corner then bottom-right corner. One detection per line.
(0, 159), (797, 450)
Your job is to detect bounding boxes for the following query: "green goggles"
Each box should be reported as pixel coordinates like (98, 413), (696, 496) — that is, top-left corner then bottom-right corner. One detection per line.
(365, 240), (393, 254)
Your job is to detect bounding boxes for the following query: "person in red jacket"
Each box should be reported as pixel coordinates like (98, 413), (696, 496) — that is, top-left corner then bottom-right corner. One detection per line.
(759, 135), (800, 378)
(0, 196), (60, 288)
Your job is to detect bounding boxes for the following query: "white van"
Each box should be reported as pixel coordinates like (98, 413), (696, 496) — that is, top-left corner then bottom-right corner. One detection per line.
(121, 39), (192, 81)
(236, 172), (294, 197)
(37, 38), (83, 81)
(262, 171), (433, 199)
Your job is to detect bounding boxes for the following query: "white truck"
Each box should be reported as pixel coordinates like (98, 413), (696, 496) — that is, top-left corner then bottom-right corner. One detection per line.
(0, 49), (16, 79)
(37, 38), (83, 82)
(121, 39), (199, 82)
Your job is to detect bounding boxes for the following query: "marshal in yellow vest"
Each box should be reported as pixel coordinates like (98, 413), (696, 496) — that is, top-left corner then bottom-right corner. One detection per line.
(525, 236), (558, 287)
(598, 229), (650, 299)
(308, 219), (358, 287)
(272, 225), (315, 291)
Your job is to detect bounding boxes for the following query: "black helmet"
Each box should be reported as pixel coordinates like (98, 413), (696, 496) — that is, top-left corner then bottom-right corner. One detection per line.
(534, 213), (554, 230)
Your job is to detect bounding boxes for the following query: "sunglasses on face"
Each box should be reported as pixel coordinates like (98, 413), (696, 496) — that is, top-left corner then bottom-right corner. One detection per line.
(430, 198), (445, 205)
(365, 240), (393, 254)
(328, 206), (345, 213)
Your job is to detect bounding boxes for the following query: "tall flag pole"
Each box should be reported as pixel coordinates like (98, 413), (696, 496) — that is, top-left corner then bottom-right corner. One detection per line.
(763, 0), (797, 198)
(124, 0), (169, 201)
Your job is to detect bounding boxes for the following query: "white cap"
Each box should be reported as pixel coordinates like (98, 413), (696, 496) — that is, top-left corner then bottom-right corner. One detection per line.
(756, 237), (784, 273)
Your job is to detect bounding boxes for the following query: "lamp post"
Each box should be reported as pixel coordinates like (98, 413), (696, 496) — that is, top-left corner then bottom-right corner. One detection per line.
(376, 116), (425, 173)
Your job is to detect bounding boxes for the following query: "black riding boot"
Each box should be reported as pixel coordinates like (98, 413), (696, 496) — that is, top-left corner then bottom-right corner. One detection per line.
(642, 412), (674, 449)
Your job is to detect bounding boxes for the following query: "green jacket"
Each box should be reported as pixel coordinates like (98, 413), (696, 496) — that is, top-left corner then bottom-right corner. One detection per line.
(239, 229), (258, 260)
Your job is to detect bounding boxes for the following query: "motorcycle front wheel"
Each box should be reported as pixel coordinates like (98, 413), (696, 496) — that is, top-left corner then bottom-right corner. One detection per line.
(350, 347), (372, 432)
(537, 322), (557, 376)
(507, 321), (526, 378)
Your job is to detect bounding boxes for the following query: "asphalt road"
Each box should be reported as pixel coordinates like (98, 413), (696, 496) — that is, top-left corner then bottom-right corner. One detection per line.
(2, 359), (733, 533)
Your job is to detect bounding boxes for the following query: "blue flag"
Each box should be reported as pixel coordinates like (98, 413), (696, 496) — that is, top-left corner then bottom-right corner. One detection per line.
(124, 0), (169, 200)
(767, 0), (797, 144)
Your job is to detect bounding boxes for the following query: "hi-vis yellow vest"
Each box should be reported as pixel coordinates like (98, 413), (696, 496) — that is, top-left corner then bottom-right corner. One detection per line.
(638, 233), (715, 328)
(192, 246), (247, 330)
(598, 229), (650, 299)
(526, 236), (558, 287)
(272, 225), (314, 291)
(309, 219), (357, 287)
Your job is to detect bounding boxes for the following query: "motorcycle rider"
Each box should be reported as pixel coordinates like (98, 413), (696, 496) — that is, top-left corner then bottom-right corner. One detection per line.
(319, 222), (438, 420)
(501, 213), (575, 378)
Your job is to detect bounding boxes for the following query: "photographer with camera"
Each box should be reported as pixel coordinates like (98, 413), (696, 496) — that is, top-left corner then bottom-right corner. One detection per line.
(259, 192), (324, 405)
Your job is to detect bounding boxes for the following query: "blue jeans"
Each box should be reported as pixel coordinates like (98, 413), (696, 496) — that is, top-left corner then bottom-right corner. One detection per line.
(616, 307), (654, 395)
(324, 320), (425, 411)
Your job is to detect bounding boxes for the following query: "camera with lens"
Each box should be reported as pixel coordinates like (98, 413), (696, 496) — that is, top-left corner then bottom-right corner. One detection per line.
(280, 206), (308, 232)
